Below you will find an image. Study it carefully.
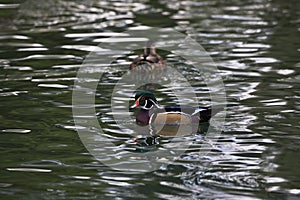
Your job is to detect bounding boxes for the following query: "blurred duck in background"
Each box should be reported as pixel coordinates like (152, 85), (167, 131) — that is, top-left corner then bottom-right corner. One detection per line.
(130, 41), (165, 70)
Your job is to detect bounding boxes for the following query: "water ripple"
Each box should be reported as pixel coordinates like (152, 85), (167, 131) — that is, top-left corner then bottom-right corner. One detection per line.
(6, 168), (52, 173)
(37, 84), (69, 89)
(0, 129), (31, 134)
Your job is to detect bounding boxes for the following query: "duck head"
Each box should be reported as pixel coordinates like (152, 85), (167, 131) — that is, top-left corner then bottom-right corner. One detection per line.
(144, 41), (157, 56)
(130, 90), (160, 110)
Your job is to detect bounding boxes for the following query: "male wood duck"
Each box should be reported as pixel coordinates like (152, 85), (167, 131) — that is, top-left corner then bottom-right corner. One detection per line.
(130, 41), (165, 70)
(130, 90), (218, 126)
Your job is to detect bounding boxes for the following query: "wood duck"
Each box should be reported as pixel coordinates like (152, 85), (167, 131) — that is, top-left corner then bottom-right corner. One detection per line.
(130, 41), (165, 70)
(130, 90), (219, 126)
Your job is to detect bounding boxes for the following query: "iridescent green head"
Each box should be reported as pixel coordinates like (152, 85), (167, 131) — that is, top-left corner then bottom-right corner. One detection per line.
(131, 90), (159, 110)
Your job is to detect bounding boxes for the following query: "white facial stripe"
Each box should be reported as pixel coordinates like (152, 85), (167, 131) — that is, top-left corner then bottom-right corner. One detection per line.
(140, 100), (153, 110)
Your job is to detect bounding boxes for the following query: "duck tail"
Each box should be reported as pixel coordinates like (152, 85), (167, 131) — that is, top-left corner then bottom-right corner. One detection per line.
(192, 106), (224, 122)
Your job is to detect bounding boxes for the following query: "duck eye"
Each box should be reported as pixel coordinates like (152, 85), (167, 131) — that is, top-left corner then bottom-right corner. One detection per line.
(138, 96), (146, 106)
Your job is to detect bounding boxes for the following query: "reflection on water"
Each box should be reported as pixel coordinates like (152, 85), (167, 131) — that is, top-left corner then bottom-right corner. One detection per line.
(0, 0), (300, 199)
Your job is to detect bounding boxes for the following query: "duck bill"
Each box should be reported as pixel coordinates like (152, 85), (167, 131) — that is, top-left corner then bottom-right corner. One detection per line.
(130, 100), (139, 109)
(130, 96), (142, 109)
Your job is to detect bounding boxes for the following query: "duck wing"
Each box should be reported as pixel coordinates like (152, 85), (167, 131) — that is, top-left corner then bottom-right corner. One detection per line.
(157, 105), (223, 122)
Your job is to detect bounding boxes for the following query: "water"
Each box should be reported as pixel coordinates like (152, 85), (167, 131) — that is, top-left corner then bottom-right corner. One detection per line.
(0, 0), (299, 199)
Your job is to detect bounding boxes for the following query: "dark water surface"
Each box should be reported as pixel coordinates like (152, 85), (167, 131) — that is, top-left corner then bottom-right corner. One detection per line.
(0, 0), (299, 199)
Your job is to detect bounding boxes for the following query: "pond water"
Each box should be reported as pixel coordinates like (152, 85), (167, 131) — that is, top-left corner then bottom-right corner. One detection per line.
(0, 0), (299, 199)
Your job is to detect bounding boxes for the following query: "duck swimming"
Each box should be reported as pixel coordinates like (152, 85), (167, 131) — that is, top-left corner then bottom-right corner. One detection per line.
(130, 41), (165, 69)
(130, 90), (218, 126)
